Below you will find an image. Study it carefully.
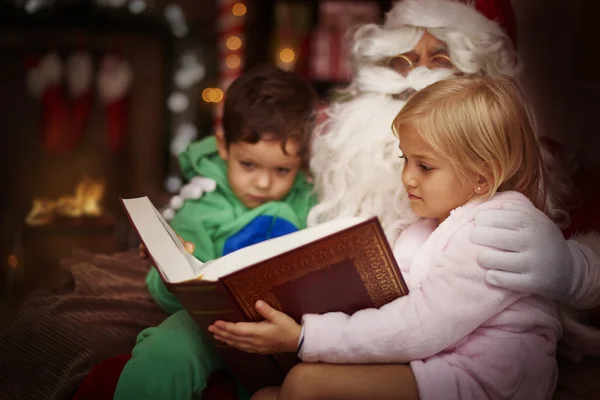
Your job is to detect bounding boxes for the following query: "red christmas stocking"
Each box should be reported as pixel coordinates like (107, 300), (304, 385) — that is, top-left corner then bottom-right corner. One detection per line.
(66, 51), (94, 152)
(97, 54), (133, 153)
(26, 52), (73, 154)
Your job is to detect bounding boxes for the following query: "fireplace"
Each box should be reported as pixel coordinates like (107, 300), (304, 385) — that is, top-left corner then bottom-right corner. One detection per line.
(25, 176), (108, 226)
(0, 7), (173, 307)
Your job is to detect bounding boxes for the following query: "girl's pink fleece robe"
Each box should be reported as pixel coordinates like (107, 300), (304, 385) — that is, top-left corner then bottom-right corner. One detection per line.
(299, 191), (562, 400)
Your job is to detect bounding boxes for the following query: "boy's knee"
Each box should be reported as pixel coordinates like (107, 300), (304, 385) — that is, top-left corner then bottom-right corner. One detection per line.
(128, 315), (222, 379)
(116, 312), (223, 399)
(118, 338), (217, 399)
(134, 330), (220, 374)
(279, 363), (326, 400)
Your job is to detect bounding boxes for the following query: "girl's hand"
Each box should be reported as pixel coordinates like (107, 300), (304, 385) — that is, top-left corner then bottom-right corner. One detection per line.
(209, 300), (301, 354)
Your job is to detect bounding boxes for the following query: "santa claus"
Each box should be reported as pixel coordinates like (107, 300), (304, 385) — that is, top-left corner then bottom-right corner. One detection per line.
(160, 0), (600, 356)
(308, 0), (600, 327)
(65, 1), (600, 400)
(256, 0), (600, 398)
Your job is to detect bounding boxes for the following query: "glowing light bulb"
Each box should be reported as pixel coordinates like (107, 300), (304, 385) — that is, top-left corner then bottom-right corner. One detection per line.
(213, 88), (224, 103)
(232, 3), (246, 16)
(226, 54), (241, 69)
(279, 48), (295, 63)
(8, 254), (18, 269)
(202, 88), (214, 103)
(226, 36), (242, 51)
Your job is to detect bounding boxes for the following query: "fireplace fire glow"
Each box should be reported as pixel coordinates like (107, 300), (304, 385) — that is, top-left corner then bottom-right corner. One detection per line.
(25, 177), (106, 226)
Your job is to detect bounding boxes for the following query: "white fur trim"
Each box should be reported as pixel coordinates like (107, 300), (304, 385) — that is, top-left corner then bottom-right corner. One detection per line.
(190, 176), (217, 192)
(66, 51), (93, 98)
(180, 184), (203, 200)
(169, 195), (184, 210)
(26, 52), (62, 98)
(97, 54), (133, 103)
(384, 0), (505, 39)
(352, 25), (424, 61)
(571, 231), (600, 256)
(349, 0), (520, 89)
(162, 207), (175, 221)
(557, 232), (600, 361)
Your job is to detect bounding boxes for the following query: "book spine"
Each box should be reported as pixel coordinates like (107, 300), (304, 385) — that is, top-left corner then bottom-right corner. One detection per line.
(168, 280), (286, 392)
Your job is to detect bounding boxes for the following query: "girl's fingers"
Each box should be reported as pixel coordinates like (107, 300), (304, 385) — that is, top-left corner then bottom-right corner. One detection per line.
(214, 335), (259, 353)
(210, 326), (257, 346)
(213, 320), (263, 338)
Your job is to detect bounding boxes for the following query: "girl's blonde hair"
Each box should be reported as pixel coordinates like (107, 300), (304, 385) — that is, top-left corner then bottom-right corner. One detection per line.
(392, 75), (548, 214)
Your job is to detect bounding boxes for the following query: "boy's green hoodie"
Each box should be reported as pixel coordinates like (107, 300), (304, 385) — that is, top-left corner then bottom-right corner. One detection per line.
(146, 136), (317, 314)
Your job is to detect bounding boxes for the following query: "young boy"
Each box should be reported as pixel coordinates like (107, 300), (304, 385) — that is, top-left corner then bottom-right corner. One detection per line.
(114, 64), (317, 400)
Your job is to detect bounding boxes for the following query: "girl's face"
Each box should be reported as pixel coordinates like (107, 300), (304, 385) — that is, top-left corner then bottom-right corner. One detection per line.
(398, 126), (479, 223)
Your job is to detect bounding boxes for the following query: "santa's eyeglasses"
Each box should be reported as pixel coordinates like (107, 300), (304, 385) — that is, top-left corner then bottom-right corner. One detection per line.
(384, 54), (454, 76)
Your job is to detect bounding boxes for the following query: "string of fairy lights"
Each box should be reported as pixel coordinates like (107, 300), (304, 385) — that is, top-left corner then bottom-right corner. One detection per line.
(13, 0), (298, 194)
(12, 0), (249, 195)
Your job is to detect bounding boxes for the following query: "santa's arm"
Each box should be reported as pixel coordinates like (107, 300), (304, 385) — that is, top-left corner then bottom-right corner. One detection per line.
(472, 202), (600, 309)
(567, 234), (600, 309)
(299, 226), (522, 364)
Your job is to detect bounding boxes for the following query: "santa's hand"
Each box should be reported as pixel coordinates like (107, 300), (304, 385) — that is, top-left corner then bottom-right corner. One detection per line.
(471, 202), (577, 304)
(209, 301), (301, 354)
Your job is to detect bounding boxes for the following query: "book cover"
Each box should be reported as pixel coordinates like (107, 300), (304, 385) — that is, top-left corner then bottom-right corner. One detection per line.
(122, 196), (408, 392)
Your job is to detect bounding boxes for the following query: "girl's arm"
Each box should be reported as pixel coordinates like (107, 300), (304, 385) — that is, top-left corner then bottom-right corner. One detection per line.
(299, 223), (525, 364)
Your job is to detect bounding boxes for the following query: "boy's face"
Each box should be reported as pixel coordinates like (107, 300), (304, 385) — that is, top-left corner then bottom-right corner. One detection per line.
(398, 126), (480, 223)
(217, 134), (302, 209)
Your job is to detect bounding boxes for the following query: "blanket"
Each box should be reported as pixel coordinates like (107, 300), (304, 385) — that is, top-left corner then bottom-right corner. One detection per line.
(0, 249), (165, 400)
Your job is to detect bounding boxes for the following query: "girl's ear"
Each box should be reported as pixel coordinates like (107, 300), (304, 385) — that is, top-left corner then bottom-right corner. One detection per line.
(474, 175), (490, 195)
(215, 130), (229, 160)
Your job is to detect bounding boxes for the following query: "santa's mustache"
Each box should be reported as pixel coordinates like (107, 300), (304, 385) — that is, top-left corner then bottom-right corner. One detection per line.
(355, 66), (457, 99)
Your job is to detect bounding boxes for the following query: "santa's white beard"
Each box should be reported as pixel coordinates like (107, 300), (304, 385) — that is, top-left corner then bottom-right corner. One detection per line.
(308, 67), (456, 241)
(308, 94), (414, 239)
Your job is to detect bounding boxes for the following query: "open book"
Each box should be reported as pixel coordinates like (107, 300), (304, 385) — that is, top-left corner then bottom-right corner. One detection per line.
(121, 196), (409, 392)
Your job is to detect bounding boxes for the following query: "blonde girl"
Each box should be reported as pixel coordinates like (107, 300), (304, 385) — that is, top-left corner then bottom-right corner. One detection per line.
(209, 75), (569, 400)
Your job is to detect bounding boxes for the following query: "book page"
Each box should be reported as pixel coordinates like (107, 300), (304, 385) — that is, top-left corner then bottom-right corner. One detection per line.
(201, 217), (366, 281)
(152, 205), (204, 276)
(122, 197), (196, 283)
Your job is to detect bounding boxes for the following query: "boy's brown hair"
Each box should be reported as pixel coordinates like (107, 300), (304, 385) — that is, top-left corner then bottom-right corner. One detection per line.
(222, 64), (317, 169)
